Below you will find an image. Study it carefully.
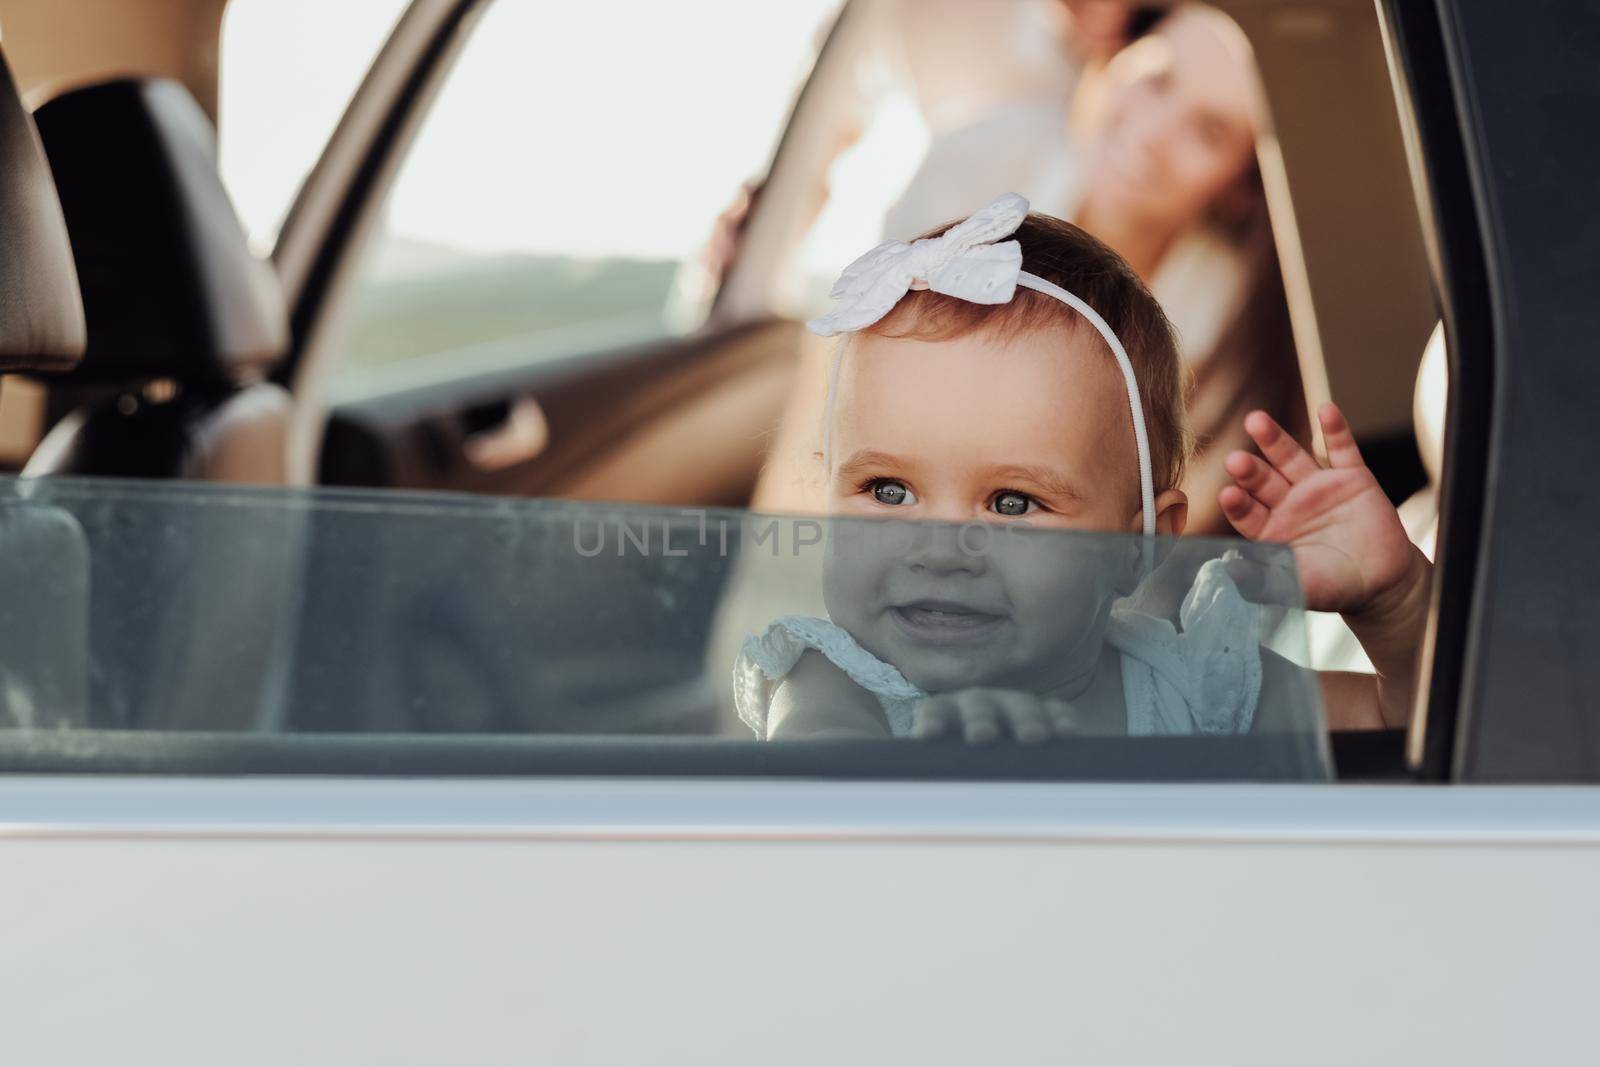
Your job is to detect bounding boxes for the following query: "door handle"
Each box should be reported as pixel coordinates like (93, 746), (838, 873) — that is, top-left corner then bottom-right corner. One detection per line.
(462, 395), (549, 472)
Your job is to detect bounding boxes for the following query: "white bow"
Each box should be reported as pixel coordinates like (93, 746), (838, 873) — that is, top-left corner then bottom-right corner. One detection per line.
(806, 192), (1031, 337)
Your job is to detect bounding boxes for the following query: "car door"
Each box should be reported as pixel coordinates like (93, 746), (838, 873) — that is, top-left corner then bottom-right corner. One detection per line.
(272, 0), (842, 506)
(6, 3), (1600, 1065)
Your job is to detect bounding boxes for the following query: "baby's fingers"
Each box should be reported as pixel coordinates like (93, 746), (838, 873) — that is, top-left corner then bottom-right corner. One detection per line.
(953, 691), (1004, 745)
(915, 691), (1071, 745)
(1245, 411), (1320, 484)
(1044, 699), (1079, 739)
(1219, 485), (1270, 540)
(1317, 403), (1366, 470)
(916, 692), (1003, 744)
(993, 691), (1051, 746)
(911, 696), (958, 740)
(1224, 450), (1290, 508)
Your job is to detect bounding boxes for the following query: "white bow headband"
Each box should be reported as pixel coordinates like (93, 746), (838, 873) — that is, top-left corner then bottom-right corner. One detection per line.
(808, 192), (1157, 539)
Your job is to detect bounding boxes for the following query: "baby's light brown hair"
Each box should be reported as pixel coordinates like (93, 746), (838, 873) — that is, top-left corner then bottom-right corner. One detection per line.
(860, 213), (1191, 495)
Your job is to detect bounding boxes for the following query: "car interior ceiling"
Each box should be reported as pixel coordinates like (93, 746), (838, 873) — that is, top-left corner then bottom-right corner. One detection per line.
(0, 2), (1445, 774)
(0, 0), (227, 120)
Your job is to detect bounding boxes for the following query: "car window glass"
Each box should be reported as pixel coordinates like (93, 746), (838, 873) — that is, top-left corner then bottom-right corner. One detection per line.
(218, 0), (413, 253)
(0, 477), (1329, 780)
(326, 0), (841, 400)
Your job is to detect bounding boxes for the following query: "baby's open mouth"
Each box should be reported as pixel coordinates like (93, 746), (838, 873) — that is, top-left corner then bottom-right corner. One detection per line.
(888, 600), (1007, 645)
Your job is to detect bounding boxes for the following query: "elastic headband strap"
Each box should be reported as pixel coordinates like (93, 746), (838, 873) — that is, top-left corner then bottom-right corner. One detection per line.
(1016, 272), (1157, 539)
(808, 193), (1159, 560)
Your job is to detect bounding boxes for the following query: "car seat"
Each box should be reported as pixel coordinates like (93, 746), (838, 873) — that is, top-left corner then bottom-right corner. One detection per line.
(0, 45), (90, 727)
(19, 78), (300, 728)
(23, 77), (291, 483)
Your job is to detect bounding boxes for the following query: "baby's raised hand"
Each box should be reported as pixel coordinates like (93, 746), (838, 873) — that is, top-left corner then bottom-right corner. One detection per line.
(911, 689), (1077, 745)
(1219, 404), (1428, 619)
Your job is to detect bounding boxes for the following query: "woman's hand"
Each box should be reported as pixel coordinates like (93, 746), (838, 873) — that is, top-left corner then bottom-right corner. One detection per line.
(1219, 404), (1428, 618)
(699, 182), (757, 285)
(912, 689), (1078, 745)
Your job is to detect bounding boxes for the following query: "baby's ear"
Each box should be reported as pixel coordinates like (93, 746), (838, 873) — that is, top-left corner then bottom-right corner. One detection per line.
(1126, 490), (1189, 538)
(1115, 490), (1189, 596)
(1152, 490), (1188, 537)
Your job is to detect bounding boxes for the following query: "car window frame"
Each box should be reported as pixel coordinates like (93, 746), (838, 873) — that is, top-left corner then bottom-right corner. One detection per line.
(1374, 0), (1494, 781)
(257, 0), (1566, 783)
(271, 0), (486, 398)
(1386, 0), (1600, 781)
(274, 0), (841, 411)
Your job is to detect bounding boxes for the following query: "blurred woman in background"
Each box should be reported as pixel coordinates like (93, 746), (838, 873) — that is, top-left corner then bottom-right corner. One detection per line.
(887, 4), (1305, 532)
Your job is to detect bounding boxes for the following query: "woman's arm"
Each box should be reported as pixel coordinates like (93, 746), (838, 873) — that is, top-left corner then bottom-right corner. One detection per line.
(766, 650), (893, 740)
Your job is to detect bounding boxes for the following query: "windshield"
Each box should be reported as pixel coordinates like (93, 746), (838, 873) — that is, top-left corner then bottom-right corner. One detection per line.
(0, 477), (1327, 779)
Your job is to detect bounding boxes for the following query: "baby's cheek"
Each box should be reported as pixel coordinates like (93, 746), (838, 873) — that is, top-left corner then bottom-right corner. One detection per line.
(821, 529), (894, 625)
(819, 567), (861, 631)
(994, 539), (1121, 641)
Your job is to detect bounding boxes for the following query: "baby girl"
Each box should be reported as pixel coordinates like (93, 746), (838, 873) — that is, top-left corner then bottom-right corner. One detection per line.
(734, 194), (1430, 742)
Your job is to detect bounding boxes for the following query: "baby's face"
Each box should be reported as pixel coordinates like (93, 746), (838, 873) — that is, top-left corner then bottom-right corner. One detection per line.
(821, 329), (1141, 694)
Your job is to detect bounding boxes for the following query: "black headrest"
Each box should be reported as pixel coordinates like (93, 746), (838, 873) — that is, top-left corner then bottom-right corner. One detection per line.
(0, 49), (86, 372)
(34, 78), (287, 385)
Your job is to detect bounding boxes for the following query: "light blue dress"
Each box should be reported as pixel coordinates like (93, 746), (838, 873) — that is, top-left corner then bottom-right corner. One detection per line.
(735, 558), (1262, 738)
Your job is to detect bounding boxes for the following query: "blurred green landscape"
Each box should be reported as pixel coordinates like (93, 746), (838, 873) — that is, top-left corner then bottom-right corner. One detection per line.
(342, 237), (681, 375)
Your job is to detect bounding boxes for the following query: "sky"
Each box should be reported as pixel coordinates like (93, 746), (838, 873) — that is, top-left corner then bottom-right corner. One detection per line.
(218, 0), (842, 261)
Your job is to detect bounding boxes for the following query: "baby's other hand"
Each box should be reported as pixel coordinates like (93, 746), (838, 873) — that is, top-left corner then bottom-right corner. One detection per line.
(911, 689), (1077, 745)
(1219, 404), (1428, 618)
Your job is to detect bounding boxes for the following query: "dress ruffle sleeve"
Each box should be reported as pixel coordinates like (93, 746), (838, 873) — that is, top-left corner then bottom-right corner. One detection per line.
(733, 616), (923, 738)
(1107, 555), (1263, 736)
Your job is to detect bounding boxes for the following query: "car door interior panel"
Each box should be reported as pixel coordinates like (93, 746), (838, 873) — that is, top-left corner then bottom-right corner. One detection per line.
(320, 317), (804, 507)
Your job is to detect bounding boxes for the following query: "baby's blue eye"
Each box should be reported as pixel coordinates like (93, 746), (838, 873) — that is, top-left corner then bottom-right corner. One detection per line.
(991, 491), (1033, 517)
(871, 480), (915, 506)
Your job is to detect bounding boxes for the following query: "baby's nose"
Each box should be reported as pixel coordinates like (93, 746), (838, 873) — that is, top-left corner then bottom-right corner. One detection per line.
(904, 521), (987, 575)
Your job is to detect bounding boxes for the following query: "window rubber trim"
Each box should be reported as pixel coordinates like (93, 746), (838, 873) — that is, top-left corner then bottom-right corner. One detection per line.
(1375, 0), (1496, 782)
